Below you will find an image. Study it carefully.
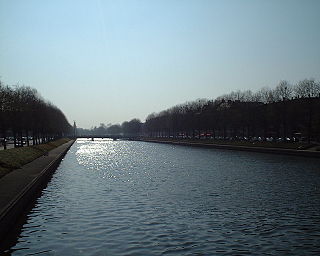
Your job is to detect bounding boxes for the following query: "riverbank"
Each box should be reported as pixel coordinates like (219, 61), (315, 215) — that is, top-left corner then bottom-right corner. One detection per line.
(0, 139), (74, 241)
(0, 138), (71, 179)
(140, 138), (320, 158)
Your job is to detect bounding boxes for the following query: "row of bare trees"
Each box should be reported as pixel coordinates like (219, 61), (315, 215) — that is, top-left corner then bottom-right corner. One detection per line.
(0, 81), (71, 149)
(145, 79), (320, 143)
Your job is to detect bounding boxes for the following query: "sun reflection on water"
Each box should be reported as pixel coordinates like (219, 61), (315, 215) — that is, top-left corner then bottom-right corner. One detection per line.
(74, 139), (141, 182)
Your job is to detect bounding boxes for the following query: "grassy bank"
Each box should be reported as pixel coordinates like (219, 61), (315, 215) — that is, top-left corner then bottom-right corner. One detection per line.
(0, 138), (71, 179)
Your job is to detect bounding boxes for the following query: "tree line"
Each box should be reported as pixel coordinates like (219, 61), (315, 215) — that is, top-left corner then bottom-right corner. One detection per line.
(77, 118), (142, 137)
(0, 81), (71, 149)
(145, 79), (320, 143)
(77, 78), (320, 143)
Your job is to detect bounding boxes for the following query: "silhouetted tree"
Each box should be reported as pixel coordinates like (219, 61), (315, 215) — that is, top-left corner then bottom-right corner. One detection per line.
(143, 79), (320, 143)
(122, 119), (142, 136)
(107, 124), (122, 135)
(0, 80), (71, 149)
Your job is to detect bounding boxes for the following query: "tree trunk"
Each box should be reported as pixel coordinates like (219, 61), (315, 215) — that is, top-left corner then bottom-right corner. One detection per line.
(26, 130), (29, 146)
(20, 131), (23, 147)
(33, 131), (36, 145)
(13, 131), (17, 148)
(3, 130), (7, 150)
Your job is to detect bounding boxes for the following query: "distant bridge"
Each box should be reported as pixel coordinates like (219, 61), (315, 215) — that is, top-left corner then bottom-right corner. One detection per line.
(76, 135), (138, 141)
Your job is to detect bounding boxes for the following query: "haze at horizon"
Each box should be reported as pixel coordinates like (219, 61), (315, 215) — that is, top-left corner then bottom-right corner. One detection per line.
(1, 0), (319, 128)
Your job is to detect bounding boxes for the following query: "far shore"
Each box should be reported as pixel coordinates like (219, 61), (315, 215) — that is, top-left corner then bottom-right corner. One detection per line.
(138, 138), (320, 158)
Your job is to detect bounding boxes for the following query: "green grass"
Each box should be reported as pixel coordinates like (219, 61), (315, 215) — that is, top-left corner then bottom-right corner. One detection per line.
(0, 138), (71, 179)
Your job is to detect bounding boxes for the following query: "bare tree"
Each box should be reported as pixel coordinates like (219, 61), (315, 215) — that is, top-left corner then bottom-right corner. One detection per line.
(0, 80), (71, 148)
(294, 79), (320, 98)
(274, 80), (293, 101)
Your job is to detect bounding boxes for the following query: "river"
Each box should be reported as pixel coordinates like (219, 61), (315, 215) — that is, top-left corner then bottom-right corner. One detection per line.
(3, 139), (320, 255)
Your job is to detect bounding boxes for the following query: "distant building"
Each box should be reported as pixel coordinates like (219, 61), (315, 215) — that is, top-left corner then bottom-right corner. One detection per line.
(73, 121), (77, 138)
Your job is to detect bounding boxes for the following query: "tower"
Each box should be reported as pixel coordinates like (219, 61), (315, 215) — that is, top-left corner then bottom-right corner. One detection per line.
(73, 121), (77, 138)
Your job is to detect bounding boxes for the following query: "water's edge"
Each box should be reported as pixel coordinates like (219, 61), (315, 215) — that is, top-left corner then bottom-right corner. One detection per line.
(0, 140), (75, 241)
(139, 139), (320, 158)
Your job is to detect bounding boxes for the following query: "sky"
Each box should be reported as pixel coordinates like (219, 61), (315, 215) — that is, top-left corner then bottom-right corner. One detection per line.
(0, 0), (320, 128)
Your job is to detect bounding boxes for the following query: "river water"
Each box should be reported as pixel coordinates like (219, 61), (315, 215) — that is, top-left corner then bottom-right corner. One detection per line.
(4, 139), (320, 255)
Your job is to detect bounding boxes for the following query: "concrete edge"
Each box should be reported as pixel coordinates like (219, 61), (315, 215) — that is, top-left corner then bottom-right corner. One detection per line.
(141, 139), (320, 158)
(0, 140), (75, 241)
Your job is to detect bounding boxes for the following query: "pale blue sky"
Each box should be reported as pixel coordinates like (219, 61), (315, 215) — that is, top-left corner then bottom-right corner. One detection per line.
(1, 0), (319, 128)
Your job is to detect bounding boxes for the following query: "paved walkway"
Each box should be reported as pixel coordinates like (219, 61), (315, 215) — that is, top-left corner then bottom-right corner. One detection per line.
(0, 140), (74, 215)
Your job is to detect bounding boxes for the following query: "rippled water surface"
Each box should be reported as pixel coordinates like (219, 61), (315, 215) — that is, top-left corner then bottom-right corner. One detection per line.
(4, 139), (320, 255)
